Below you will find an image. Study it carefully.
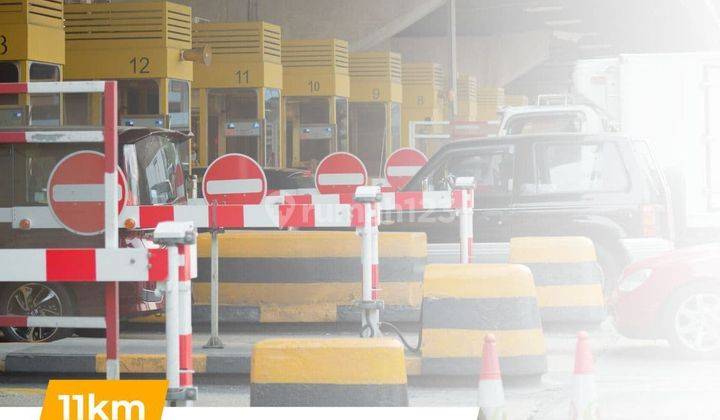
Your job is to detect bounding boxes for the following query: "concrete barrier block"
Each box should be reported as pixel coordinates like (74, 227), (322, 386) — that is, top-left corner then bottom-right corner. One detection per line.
(420, 264), (547, 377)
(509, 237), (606, 325)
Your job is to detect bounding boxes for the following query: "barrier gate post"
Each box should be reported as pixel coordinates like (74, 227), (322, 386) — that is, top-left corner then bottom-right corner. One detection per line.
(355, 186), (383, 337)
(153, 221), (198, 406)
(455, 177), (475, 264)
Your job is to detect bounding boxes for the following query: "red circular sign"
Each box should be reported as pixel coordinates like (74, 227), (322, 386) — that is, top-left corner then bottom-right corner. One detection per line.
(47, 151), (127, 236)
(384, 148), (428, 190)
(203, 153), (267, 205)
(315, 152), (368, 195)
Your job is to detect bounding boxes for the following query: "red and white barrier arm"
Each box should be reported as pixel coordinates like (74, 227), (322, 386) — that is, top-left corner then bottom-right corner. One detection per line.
(0, 316), (106, 329)
(0, 248), (168, 283)
(120, 203), (378, 230)
(266, 190), (467, 211)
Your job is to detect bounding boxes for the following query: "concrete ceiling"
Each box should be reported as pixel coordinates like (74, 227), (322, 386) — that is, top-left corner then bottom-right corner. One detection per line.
(396, 0), (720, 58)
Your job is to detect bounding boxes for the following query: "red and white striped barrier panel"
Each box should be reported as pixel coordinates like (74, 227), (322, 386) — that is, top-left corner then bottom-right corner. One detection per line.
(120, 203), (378, 230)
(0, 81), (113, 145)
(0, 248), (168, 283)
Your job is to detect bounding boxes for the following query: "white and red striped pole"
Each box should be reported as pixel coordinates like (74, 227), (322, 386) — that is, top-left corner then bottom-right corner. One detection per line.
(178, 244), (195, 406)
(103, 81), (121, 381)
(355, 186), (382, 337)
(165, 244), (181, 404)
(455, 177), (475, 264)
(153, 221), (197, 406)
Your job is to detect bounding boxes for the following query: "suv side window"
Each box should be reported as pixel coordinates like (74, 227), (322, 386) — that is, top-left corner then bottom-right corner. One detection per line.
(430, 146), (515, 197)
(523, 142), (628, 195)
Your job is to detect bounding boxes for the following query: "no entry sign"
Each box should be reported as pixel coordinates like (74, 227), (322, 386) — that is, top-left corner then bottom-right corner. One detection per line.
(384, 148), (428, 190)
(203, 153), (267, 205)
(315, 152), (368, 195)
(47, 151), (127, 236)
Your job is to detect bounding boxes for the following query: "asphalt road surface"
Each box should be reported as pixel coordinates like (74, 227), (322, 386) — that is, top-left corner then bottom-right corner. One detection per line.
(1, 322), (719, 419)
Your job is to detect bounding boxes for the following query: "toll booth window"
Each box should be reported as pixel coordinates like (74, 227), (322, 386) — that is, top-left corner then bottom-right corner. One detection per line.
(298, 98), (330, 124)
(431, 147), (515, 196)
(506, 112), (586, 135)
(0, 62), (19, 105)
(525, 142), (628, 194)
(336, 97), (349, 152)
(133, 135), (186, 205)
(0, 147), (11, 207)
(391, 102), (401, 151)
(11, 144), (87, 205)
(169, 80), (190, 129)
(264, 88), (281, 167)
(119, 80), (160, 116)
(28, 63), (61, 126)
(64, 93), (103, 127)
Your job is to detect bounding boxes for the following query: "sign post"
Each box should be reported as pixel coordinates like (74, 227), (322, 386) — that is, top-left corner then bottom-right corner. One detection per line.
(202, 154), (267, 349)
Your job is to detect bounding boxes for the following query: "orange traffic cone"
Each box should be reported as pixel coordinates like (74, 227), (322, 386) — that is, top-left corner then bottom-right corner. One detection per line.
(477, 334), (506, 420)
(570, 331), (599, 420)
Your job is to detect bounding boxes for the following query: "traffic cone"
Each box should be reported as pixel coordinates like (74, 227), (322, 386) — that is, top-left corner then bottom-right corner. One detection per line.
(570, 331), (599, 420)
(477, 334), (506, 420)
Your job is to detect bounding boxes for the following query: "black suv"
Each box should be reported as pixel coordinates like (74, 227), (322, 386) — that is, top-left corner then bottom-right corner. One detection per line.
(383, 134), (673, 286)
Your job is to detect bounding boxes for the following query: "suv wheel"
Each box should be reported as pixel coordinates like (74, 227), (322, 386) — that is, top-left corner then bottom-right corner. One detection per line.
(664, 284), (720, 358)
(0, 283), (75, 342)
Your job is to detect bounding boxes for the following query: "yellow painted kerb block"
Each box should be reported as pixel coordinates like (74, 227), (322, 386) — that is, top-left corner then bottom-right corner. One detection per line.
(251, 338), (407, 384)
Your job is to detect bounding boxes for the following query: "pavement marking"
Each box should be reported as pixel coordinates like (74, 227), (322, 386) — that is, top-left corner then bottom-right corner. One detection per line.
(0, 387), (46, 396)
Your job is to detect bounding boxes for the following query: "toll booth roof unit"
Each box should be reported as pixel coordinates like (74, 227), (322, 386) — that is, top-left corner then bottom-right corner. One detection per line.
(192, 21), (282, 89)
(282, 39), (350, 97)
(63, 1), (193, 81)
(282, 39), (348, 71)
(458, 74), (478, 100)
(350, 52), (402, 83)
(402, 62), (445, 90)
(349, 51), (402, 103)
(0, 0), (64, 64)
(64, 1), (192, 49)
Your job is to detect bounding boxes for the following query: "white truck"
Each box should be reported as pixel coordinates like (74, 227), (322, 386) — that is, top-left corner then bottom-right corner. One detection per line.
(572, 53), (720, 244)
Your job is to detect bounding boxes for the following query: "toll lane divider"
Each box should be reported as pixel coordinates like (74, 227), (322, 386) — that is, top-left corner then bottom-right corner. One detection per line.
(192, 231), (426, 323)
(508, 237), (606, 326)
(419, 264), (547, 377)
(250, 338), (408, 406)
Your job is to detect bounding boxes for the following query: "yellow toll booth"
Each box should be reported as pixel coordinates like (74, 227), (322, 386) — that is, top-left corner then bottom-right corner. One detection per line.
(349, 51), (402, 177)
(457, 74), (478, 121)
(401, 62), (446, 148)
(477, 87), (505, 121)
(0, 0), (64, 125)
(282, 39), (350, 169)
(192, 21), (283, 168)
(64, 1), (195, 133)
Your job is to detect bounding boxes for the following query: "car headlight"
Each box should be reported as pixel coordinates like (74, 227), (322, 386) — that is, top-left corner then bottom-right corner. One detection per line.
(618, 268), (653, 292)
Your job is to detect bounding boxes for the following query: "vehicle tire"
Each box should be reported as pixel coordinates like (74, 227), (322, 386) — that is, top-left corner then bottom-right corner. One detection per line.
(594, 242), (623, 297)
(662, 282), (720, 359)
(0, 283), (75, 343)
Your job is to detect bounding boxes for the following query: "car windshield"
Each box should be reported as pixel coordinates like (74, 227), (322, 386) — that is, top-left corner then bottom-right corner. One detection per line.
(128, 135), (186, 205)
(506, 112), (586, 135)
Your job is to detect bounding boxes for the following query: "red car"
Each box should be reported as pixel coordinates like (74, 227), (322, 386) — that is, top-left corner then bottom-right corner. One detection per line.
(0, 128), (190, 342)
(613, 243), (720, 357)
